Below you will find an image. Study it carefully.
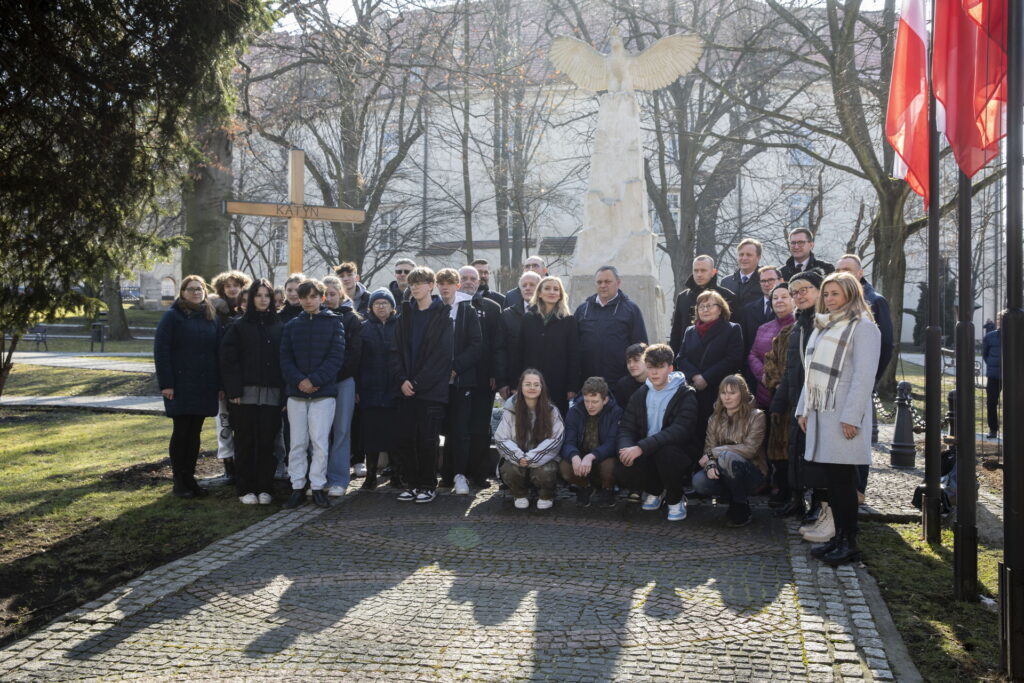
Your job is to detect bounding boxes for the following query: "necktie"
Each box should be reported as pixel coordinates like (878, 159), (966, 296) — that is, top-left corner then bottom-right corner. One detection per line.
(764, 300), (771, 318)
(741, 275), (749, 285)
(797, 263), (804, 272)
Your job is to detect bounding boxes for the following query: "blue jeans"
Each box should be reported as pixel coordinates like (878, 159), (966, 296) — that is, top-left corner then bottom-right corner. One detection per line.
(692, 450), (765, 505)
(326, 377), (356, 488)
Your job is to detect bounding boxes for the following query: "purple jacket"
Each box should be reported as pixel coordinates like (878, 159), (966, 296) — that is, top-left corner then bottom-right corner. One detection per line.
(747, 314), (795, 408)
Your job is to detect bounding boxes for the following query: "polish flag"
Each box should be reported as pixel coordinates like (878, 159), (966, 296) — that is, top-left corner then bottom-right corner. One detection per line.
(885, 0), (930, 203)
(933, 0), (1006, 177)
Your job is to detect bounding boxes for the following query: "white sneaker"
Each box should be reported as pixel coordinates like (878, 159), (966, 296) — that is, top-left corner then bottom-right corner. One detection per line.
(666, 500), (687, 521)
(642, 493), (663, 511)
(798, 503), (827, 535)
(513, 497), (529, 509)
(802, 504), (836, 543)
(536, 498), (553, 510)
(258, 493), (273, 505)
(239, 493), (258, 505)
(453, 474), (470, 495)
(353, 463), (367, 477)
(328, 486), (346, 497)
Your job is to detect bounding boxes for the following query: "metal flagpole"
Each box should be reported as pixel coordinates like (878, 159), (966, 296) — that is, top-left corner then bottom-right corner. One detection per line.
(954, 169), (978, 601)
(1002, 0), (1024, 675)
(922, 0), (943, 543)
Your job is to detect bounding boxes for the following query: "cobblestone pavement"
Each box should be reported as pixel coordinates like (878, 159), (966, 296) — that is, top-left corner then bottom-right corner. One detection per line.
(0, 486), (901, 682)
(12, 352), (154, 373)
(864, 426), (1004, 545)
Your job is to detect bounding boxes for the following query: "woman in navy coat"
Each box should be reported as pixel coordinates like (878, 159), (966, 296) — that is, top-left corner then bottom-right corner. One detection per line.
(154, 275), (220, 499)
(676, 289), (745, 451)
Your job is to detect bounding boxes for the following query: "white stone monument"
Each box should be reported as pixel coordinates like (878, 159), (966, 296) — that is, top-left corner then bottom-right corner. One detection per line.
(549, 28), (703, 343)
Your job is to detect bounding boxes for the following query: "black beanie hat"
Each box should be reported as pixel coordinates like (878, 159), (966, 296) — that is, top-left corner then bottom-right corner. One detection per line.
(789, 267), (825, 290)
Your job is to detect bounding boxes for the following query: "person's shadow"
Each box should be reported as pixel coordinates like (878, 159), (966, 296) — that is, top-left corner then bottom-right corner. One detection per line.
(65, 489), (791, 680)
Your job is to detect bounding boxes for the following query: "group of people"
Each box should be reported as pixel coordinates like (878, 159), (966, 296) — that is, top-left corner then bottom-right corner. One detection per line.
(153, 227), (895, 566)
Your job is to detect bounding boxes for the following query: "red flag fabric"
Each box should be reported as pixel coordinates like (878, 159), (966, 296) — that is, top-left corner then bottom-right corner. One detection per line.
(886, 0), (930, 202)
(933, 0), (1007, 177)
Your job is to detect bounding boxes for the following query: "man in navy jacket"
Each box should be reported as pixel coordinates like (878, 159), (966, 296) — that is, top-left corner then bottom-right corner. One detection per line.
(280, 279), (346, 509)
(574, 265), (648, 387)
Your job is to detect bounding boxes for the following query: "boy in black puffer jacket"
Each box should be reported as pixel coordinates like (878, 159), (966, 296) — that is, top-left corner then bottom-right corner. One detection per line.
(280, 279), (346, 509)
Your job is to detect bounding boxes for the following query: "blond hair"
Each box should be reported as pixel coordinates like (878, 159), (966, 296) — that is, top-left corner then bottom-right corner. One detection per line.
(816, 272), (874, 324)
(531, 276), (571, 318)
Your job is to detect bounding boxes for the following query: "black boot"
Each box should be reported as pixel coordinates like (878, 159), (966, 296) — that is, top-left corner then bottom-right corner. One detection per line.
(774, 493), (806, 518)
(811, 530), (844, 559)
(822, 533), (862, 566)
(361, 454), (378, 490)
(221, 457), (236, 485)
(801, 499), (822, 526)
(172, 475), (195, 499)
(187, 477), (209, 497)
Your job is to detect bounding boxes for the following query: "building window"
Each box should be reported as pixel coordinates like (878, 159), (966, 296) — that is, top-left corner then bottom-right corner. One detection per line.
(378, 210), (398, 250)
(788, 194), (812, 229)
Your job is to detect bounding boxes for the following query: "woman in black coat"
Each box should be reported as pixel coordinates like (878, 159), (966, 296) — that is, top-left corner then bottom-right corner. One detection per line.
(675, 289), (745, 450)
(154, 275), (220, 499)
(513, 276), (581, 418)
(357, 288), (400, 489)
(219, 279), (284, 505)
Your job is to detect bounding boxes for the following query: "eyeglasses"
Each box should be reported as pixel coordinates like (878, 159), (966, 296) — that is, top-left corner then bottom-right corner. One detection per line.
(372, 301), (391, 307)
(184, 287), (205, 293)
(395, 269), (411, 275)
(790, 287), (813, 296)
(697, 303), (720, 311)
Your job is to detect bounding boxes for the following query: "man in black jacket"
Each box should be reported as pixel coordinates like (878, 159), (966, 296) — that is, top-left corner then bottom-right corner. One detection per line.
(719, 238), (764, 315)
(435, 268), (483, 494)
(503, 255), (547, 309)
(388, 258), (416, 306)
(391, 267), (454, 504)
(471, 258), (506, 307)
(496, 271), (541, 396)
(574, 265), (649, 387)
(780, 228), (835, 281)
(740, 266), (784, 354)
(460, 265), (503, 489)
(668, 256), (736, 355)
(615, 344), (699, 522)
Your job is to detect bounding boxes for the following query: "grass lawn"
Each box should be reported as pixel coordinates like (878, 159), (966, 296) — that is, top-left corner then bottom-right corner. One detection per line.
(861, 521), (1004, 682)
(0, 409), (280, 647)
(3, 365), (158, 397)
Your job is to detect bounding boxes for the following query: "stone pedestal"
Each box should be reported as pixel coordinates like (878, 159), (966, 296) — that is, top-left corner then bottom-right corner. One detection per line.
(569, 90), (666, 343)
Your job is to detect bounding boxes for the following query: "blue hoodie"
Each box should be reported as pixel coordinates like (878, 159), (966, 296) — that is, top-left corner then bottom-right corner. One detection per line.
(645, 371), (686, 438)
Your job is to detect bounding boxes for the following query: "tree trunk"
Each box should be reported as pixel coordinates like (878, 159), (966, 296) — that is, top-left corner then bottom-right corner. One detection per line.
(461, 0), (474, 260)
(870, 189), (910, 399)
(102, 273), (133, 341)
(0, 333), (19, 400)
(181, 124), (232, 281)
(493, 84), (510, 268)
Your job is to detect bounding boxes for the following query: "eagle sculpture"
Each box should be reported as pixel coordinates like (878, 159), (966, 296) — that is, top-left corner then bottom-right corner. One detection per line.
(549, 27), (703, 93)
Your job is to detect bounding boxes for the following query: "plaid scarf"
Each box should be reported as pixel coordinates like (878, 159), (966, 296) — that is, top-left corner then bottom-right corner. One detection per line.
(803, 312), (860, 411)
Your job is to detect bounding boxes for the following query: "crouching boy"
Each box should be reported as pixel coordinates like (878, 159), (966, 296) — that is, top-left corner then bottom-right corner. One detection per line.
(560, 377), (623, 508)
(280, 279), (346, 509)
(615, 344), (699, 521)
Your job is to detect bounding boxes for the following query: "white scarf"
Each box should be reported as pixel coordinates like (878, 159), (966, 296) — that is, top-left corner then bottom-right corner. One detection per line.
(803, 312), (860, 411)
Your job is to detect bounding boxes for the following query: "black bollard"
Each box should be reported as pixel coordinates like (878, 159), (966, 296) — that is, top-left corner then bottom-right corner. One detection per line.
(891, 381), (917, 468)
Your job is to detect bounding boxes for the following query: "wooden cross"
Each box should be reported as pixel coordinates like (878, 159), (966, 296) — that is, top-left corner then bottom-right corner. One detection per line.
(222, 149), (364, 273)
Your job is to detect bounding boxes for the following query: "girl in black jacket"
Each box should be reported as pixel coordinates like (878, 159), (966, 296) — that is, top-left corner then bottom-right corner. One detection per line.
(358, 288), (400, 489)
(514, 276), (581, 418)
(219, 279), (284, 504)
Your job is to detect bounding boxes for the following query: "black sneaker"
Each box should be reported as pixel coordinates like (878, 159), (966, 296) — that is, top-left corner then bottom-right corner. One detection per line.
(596, 489), (617, 508)
(397, 489), (416, 502)
(575, 487), (593, 508)
(727, 503), (753, 527)
(311, 489), (331, 508)
(360, 475), (378, 491)
(187, 478), (209, 498)
(415, 489), (436, 504)
(283, 490), (307, 509)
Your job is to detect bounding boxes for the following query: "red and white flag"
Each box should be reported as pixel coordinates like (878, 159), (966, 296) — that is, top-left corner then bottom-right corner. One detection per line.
(933, 0), (1007, 177)
(886, 0), (930, 203)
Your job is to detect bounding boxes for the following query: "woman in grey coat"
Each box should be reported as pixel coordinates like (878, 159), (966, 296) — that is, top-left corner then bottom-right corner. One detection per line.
(796, 272), (880, 566)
